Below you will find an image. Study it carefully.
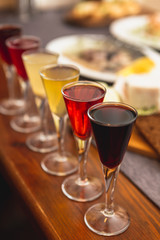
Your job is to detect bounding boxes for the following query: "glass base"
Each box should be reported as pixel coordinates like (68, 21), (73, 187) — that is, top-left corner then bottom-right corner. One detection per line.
(10, 115), (41, 133)
(41, 152), (78, 176)
(62, 174), (104, 202)
(84, 203), (130, 236)
(0, 98), (25, 115)
(26, 132), (58, 153)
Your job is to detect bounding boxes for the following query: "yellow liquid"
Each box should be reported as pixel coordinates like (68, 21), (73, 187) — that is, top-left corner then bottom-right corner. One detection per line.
(41, 66), (79, 117)
(23, 52), (58, 97)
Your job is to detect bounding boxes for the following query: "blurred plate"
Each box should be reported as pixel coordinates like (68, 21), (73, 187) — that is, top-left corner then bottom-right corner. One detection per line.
(46, 34), (144, 83)
(110, 15), (160, 50)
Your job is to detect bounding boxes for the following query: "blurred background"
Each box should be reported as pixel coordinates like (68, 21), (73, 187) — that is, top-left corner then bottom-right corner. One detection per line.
(0, 0), (160, 239)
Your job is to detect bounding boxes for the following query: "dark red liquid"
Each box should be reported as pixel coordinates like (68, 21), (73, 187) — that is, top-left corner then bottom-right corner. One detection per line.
(63, 84), (105, 140)
(0, 24), (21, 65)
(89, 104), (137, 169)
(6, 36), (40, 80)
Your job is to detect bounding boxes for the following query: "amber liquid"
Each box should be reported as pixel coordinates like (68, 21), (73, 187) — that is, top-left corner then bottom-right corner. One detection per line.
(42, 65), (79, 118)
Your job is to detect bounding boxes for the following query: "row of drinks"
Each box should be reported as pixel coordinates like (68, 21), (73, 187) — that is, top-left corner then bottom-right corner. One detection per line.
(0, 24), (137, 236)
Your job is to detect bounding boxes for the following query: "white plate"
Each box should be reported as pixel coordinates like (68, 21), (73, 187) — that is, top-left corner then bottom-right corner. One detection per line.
(110, 15), (160, 50)
(46, 34), (117, 83)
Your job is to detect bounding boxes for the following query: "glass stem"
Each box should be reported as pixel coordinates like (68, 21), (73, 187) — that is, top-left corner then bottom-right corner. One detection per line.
(75, 136), (92, 182)
(52, 114), (67, 155)
(37, 98), (54, 137)
(39, 98), (48, 134)
(22, 80), (38, 119)
(103, 165), (121, 215)
(5, 64), (15, 99)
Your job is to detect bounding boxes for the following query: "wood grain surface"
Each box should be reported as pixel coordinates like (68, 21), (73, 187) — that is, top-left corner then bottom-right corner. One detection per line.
(0, 62), (159, 240)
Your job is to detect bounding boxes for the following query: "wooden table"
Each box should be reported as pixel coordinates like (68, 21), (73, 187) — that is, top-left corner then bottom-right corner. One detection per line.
(0, 63), (159, 240)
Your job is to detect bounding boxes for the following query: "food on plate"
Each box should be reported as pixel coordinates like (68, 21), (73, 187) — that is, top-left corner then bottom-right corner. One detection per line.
(131, 12), (160, 45)
(65, 0), (142, 27)
(115, 57), (160, 115)
(118, 57), (154, 76)
(63, 36), (144, 74)
(145, 12), (160, 37)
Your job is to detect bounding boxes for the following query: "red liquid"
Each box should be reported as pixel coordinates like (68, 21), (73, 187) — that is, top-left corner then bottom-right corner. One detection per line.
(0, 24), (21, 65)
(63, 84), (105, 140)
(6, 36), (40, 80)
(89, 104), (137, 168)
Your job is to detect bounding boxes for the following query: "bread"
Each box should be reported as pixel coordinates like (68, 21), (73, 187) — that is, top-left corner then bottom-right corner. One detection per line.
(135, 114), (160, 157)
(65, 0), (142, 27)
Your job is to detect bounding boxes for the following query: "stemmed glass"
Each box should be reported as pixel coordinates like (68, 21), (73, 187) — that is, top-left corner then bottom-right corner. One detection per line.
(0, 24), (24, 115)
(40, 64), (80, 176)
(84, 102), (137, 236)
(6, 35), (41, 133)
(61, 81), (106, 202)
(22, 49), (59, 153)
